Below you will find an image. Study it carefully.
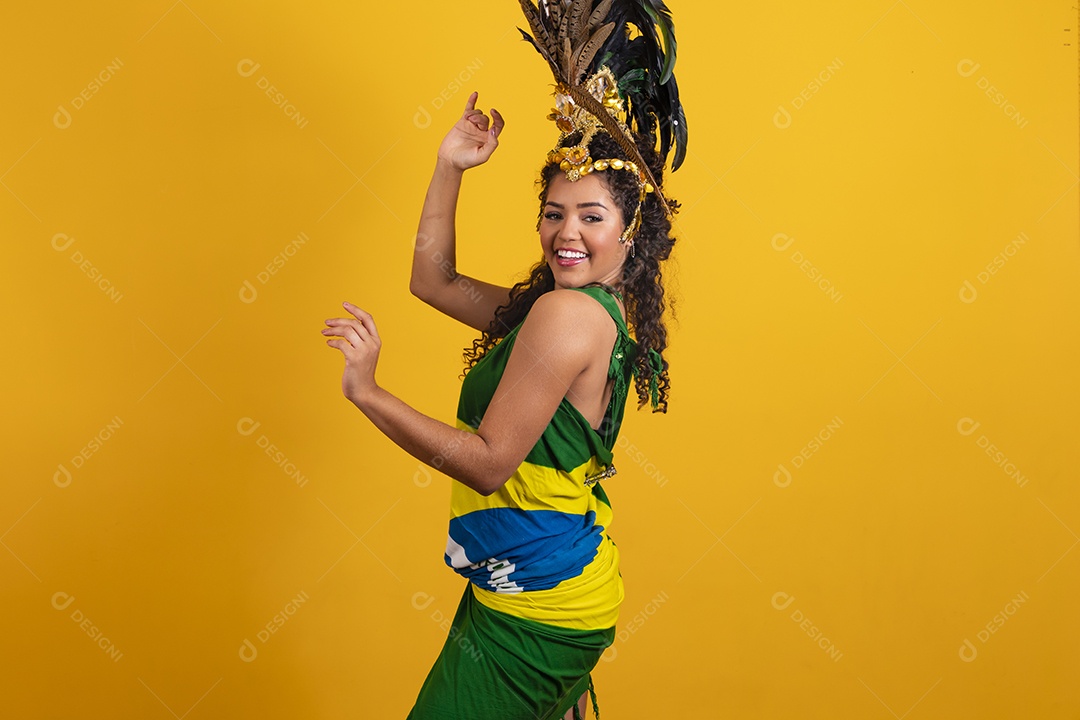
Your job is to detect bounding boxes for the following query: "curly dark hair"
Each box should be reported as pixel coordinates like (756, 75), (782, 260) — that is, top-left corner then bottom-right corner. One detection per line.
(461, 128), (679, 413)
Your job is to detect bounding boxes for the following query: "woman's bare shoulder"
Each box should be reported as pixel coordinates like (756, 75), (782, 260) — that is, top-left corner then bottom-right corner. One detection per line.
(523, 289), (617, 346)
(531, 287), (613, 317)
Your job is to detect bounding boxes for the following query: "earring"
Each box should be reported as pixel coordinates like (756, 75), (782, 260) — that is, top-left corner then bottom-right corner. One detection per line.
(630, 242), (636, 259)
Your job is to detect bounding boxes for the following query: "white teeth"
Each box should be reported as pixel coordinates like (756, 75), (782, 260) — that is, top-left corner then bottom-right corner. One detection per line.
(557, 249), (588, 258)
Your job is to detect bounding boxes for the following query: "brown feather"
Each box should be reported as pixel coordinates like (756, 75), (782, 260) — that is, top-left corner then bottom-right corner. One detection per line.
(571, 22), (615, 83)
(586, 0), (614, 33)
(544, 0), (563, 34)
(519, 0), (557, 59)
(556, 0), (574, 45)
(565, 0), (590, 48)
(560, 36), (574, 78)
(521, 28), (557, 72)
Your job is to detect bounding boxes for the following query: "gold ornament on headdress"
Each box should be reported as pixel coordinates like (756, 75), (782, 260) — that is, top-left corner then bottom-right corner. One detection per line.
(544, 67), (654, 243)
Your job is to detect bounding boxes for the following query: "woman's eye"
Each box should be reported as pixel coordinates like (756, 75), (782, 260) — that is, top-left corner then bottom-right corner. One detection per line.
(544, 212), (562, 221)
(585, 215), (603, 223)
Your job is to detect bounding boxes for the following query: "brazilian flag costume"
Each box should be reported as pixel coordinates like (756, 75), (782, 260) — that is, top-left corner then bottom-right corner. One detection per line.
(408, 284), (634, 719)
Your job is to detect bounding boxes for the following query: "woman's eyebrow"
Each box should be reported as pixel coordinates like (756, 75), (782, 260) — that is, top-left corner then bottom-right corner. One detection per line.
(545, 201), (609, 209)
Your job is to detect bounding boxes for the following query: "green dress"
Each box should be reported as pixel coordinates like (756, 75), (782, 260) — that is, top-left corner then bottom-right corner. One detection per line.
(407, 284), (641, 720)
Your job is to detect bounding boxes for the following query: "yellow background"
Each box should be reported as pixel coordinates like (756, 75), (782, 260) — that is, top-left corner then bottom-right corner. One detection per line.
(3, 1), (1078, 717)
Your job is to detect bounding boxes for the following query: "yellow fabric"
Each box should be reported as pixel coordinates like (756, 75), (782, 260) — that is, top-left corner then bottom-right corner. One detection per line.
(470, 534), (623, 630)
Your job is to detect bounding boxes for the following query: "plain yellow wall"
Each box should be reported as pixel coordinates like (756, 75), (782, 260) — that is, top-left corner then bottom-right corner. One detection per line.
(3, 2), (1078, 717)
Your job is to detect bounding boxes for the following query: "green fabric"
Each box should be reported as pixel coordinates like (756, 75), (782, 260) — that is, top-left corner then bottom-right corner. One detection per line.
(407, 584), (615, 719)
(456, 285), (638, 469)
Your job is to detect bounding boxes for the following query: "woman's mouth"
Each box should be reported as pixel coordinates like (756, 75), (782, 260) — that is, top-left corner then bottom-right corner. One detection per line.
(555, 248), (589, 267)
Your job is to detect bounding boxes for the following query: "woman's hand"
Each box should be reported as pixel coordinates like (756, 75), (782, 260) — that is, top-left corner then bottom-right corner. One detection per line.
(437, 91), (505, 171)
(322, 302), (381, 406)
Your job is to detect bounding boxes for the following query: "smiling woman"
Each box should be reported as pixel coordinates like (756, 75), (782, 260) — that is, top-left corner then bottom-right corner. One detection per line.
(543, 174), (629, 285)
(321, 1), (687, 718)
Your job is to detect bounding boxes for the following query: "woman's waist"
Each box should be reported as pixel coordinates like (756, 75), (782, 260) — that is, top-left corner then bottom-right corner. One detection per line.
(468, 536), (623, 631)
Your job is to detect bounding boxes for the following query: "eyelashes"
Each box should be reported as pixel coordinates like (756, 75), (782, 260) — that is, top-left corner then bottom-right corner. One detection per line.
(543, 212), (604, 223)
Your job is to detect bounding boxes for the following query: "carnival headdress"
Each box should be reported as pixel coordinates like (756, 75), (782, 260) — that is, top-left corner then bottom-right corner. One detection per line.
(517, 0), (687, 243)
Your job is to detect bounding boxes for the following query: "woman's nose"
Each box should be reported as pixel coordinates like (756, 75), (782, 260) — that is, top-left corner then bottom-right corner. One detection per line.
(558, 217), (581, 239)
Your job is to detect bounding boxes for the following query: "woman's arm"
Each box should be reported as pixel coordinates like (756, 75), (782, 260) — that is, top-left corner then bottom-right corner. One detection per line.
(410, 93), (513, 332)
(323, 291), (610, 495)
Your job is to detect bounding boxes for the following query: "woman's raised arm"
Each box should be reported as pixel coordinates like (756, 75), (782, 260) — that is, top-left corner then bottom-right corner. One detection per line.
(410, 92), (513, 332)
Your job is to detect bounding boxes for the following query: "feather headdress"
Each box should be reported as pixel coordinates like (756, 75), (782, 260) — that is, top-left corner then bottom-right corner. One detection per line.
(516, 0), (687, 222)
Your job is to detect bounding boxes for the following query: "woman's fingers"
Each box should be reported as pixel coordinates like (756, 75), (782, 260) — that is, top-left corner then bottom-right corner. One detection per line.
(323, 313), (371, 350)
(463, 92), (486, 130)
(343, 302), (380, 343)
(323, 317), (366, 333)
(324, 332), (348, 355)
(464, 109), (489, 132)
(462, 93), (503, 135)
(323, 323), (363, 342)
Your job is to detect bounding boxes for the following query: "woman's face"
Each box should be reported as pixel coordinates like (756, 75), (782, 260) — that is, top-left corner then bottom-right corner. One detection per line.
(540, 172), (629, 290)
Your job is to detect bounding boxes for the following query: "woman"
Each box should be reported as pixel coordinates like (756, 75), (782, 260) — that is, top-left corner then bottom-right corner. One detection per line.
(321, 4), (684, 717)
